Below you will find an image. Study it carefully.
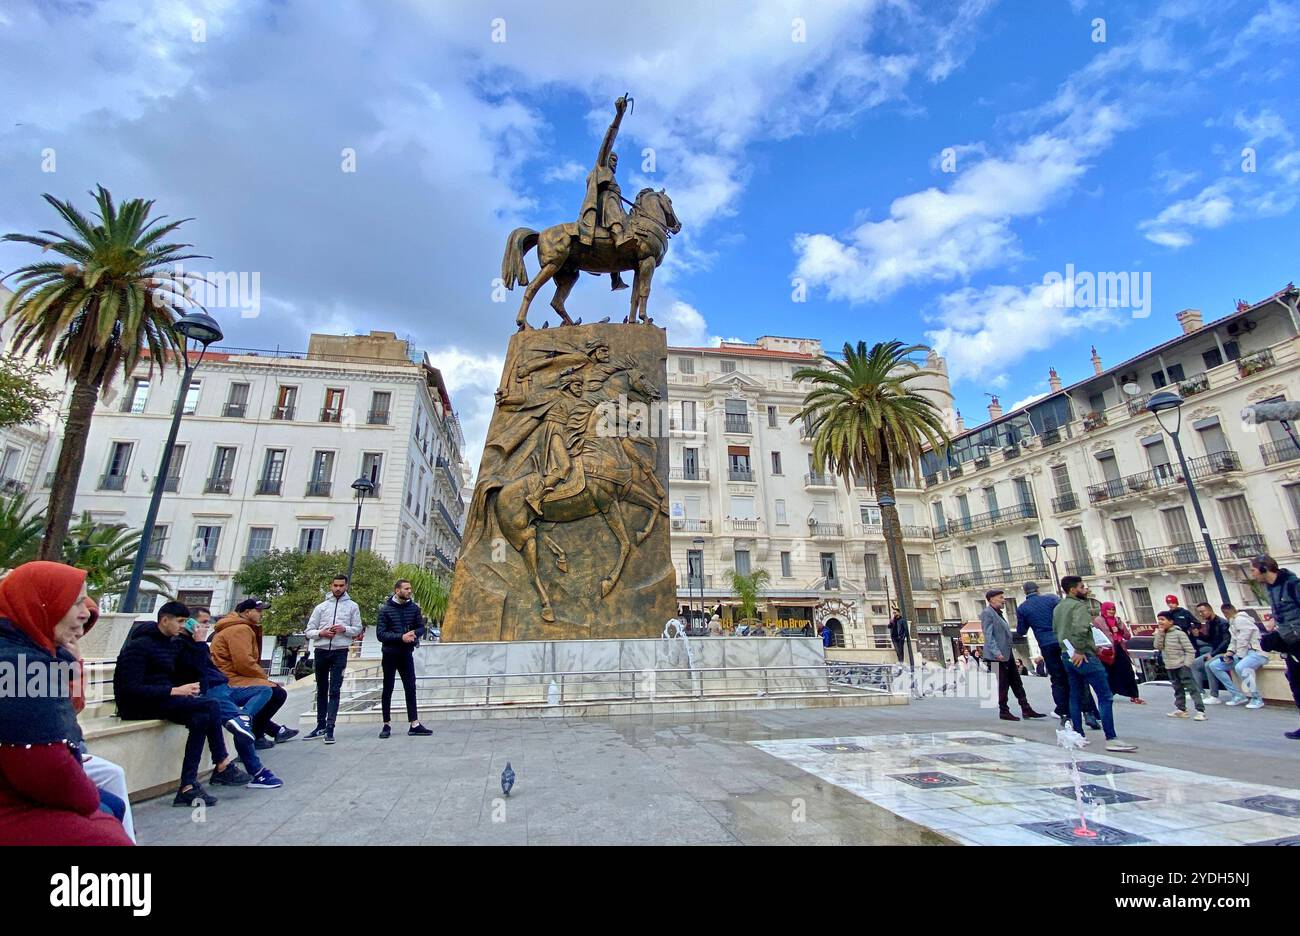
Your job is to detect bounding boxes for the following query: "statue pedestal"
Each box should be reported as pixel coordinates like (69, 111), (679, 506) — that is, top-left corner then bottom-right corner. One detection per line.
(443, 322), (676, 641)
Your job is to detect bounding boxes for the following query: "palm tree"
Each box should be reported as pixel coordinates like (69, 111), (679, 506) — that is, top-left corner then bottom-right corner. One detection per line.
(725, 567), (770, 624)
(792, 340), (950, 649)
(2, 185), (205, 558)
(0, 492), (46, 572)
(393, 563), (451, 626)
(62, 512), (171, 607)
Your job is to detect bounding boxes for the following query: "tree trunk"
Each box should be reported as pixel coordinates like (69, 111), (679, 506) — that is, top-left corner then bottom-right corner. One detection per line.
(877, 449), (918, 647)
(38, 374), (100, 561)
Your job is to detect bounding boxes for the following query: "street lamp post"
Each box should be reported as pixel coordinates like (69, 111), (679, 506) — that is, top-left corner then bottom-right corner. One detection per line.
(1146, 390), (1232, 607)
(692, 535), (705, 629)
(1040, 537), (1062, 595)
(124, 311), (224, 614)
(347, 477), (375, 584)
(877, 494), (917, 678)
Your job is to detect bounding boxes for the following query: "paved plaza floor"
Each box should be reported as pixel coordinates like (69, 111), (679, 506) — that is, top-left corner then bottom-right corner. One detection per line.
(132, 678), (1300, 846)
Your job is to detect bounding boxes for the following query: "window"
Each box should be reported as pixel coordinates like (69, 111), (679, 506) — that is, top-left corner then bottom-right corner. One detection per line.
(101, 442), (133, 490)
(956, 493), (971, 521)
(1113, 517), (1141, 554)
(224, 382), (250, 418)
(321, 388), (345, 422)
(311, 450), (335, 481)
(1087, 392), (1105, 414)
(820, 553), (837, 582)
(767, 406), (778, 428)
(123, 378), (150, 414)
(1218, 495), (1256, 538)
(1202, 347), (1224, 370)
(860, 504), (881, 526)
(190, 525), (221, 570)
(1013, 477), (1033, 507)
(724, 399), (748, 432)
(1051, 464), (1072, 496)
(906, 553), (925, 584)
(780, 551), (792, 577)
(734, 549), (751, 574)
(770, 451), (782, 475)
(1161, 506), (1194, 544)
(208, 447), (236, 493)
(993, 540), (1011, 569)
(729, 495), (756, 520)
(1143, 436), (1172, 473)
(361, 452), (384, 486)
(1097, 450), (1121, 483)
(682, 447), (699, 478)
(1286, 485), (1300, 527)
(678, 357), (694, 374)
(966, 545), (981, 574)
(1194, 418), (1229, 456)
(179, 379), (202, 415)
(350, 528), (374, 552)
(147, 524), (168, 561)
(1129, 587), (1156, 627)
(273, 385), (297, 420)
(1150, 363), (1185, 388)
(774, 499), (787, 525)
(298, 528), (325, 553)
(1182, 583), (1208, 607)
(680, 401), (696, 431)
(932, 502), (946, 529)
(258, 449), (285, 495)
(162, 444), (185, 491)
(368, 391), (391, 425)
(727, 446), (752, 479)
(864, 553), (882, 587)
(246, 527), (273, 560)
(686, 549), (703, 586)
(1066, 526), (1091, 572)
(984, 486), (1000, 515)
(720, 360), (736, 374)
(948, 601), (962, 619)
(1024, 533), (1041, 563)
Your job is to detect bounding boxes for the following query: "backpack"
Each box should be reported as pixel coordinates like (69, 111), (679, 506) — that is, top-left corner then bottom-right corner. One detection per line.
(1277, 576), (1300, 645)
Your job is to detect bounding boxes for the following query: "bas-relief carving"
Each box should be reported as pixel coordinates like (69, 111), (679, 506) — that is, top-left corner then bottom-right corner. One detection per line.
(1248, 383), (1287, 402)
(442, 323), (677, 642)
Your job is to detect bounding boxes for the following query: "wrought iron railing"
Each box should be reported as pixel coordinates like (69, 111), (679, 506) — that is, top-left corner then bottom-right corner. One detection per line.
(669, 466), (708, 481)
(724, 414), (751, 433)
(1261, 438), (1300, 466)
(256, 478), (282, 495)
(670, 518), (711, 532)
(205, 476), (233, 494)
(729, 468), (755, 482)
(808, 521), (845, 538)
(1104, 534), (1267, 572)
(1087, 452), (1240, 504)
(804, 472), (835, 487)
(933, 502), (1038, 538)
(305, 480), (333, 497)
(271, 404), (296, 420)
(1051, 492), (1080, 513)
(98, 473), (127, 491)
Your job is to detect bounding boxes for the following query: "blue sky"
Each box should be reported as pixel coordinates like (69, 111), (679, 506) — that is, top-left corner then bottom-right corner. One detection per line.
(1, 0), (1298, 464)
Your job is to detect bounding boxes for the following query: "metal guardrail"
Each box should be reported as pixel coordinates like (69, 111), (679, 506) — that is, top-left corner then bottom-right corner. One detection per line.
(1087, 451), (1241, 504)
(1261, 438), (1300, 465)
(934, 502), (1037, 539)
(1104, 534), (1267, 572)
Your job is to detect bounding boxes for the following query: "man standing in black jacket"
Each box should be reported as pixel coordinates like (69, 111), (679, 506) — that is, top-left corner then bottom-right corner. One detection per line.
(377, 579), (432, 739)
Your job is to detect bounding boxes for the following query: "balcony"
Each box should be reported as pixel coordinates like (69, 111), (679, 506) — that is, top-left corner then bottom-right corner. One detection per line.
(435, 456), (460, 493)
(162, 475), (180, 493)
(241, 552), (270, 568)
(1178, 372), (1210, 397)
(271, 405), (296, 421)
(186, 556), (217, 571)
(864, 577), (886, 592)
(253, 478), (280, 496)
(669, 466), (708, 482)
(305, 480), (333, 497)
(909, 577), (942, 592)
(223, 402), (247, 418)
(98, 473), (127, 492)
(798, 422), (815, 442)
(1237, 348), (1275, 377)
(941, 562), (1050, 591)
(1051, 492), (1081, 514)
(932, 502), (1039, 540)
(146, 541), (166, 562)
(728, 468), (755, 482)
(804, 472), (836, 488)
(900, 525), (932, 539)
(205, 476), (233, 495)
(1064, 559), (1095, 577)
(1104, 534), (1267, 573)
(1261, 438), (1300, 466)
(361, 482), (382, 499)
(435, 501), (463, 541)
(0, 477), (27, 496)
(808, 521), (845, 540)
(724, 414), (751, 434)
(430, 545), (457, 570)
(670, 518), (711, 533)
(1087, 452), (1242, 506)
(367, 409), (390, 426)
(728, 518), (759, 533)
(320, 407), (344, 423)
(1290, 529), (1300, 552)
(1082, 411), (1108, 432)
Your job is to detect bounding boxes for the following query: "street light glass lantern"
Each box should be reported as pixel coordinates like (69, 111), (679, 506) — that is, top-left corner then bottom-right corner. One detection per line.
(1146, 389), (1185, 436)
(877, 494), (896, 508)
(351, 477), (376, 496)
(175, 310), (224, 347)
(1040, 537), (1059, 563)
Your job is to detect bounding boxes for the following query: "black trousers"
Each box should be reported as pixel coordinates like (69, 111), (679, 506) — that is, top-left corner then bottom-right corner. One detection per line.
(252, 684), (287, 739)
(1041, 643), (1098, 718)
(1262, 631), (1300, 711)
(997, 659), (1029, 713)
(381, 650), (419, 724)
(314, 648), (350, 730)
(154, 697), (228, 788)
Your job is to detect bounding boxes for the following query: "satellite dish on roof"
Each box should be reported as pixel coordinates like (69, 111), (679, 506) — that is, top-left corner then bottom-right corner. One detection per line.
(1122, 382), (1142, 397)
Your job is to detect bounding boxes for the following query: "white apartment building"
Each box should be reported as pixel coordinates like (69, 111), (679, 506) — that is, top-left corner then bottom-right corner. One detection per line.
(664, 336), (953, 654)
(918, 286), (1300, 655)
(0, 286), (67, 500)
(22, 329), (468, 612)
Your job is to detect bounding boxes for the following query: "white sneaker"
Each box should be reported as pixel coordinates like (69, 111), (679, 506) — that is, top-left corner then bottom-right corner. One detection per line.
(1106, 739), (1138, 752)
(1193, 712), (1207, 721)
(1224, 696), (1249, 706)
(1167, 710), (1189, 718)
(1246, 698), (1266, 710)
(1202, 696), (1221, 705)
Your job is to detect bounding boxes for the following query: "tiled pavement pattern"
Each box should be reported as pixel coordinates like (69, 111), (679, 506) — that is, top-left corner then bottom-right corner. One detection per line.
(132, 677), (1299, 845)
(752, 730), (1300, 845)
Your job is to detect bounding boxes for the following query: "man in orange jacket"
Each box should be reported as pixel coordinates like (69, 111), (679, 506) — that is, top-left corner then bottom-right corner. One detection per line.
(210, 600), (297, 749)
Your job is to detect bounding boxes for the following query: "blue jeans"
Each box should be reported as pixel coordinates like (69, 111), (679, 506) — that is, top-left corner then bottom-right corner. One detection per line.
(1210, 652), (1269, 700)
(1063, 653), (1116, 740)
(206, 683), (272, 724)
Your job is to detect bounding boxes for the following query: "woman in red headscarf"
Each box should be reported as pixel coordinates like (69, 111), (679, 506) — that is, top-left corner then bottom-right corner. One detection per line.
(1093, 600), (1144, 704)
(0, 561), (133, 845)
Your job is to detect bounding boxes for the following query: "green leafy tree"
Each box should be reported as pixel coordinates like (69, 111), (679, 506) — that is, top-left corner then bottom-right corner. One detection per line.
(238, 549), (392, 637)
(393, 563), (451, 625)
(1, 185), (207, 558)
(62, 512), (171, 605)
(725, 567), (770, 623)
(0, 493), (46, 571)
(0, 355), (61, 430)
(791, 341), (950, 645)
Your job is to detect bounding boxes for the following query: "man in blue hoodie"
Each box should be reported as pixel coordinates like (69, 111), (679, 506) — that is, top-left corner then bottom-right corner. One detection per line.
(1015, 581), (1100, 729)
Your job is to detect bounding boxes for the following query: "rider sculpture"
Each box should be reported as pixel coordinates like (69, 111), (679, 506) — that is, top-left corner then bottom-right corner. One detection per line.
(578, 94), (632, 291)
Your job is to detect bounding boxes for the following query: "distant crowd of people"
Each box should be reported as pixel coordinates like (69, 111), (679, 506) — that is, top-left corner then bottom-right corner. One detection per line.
(0, 567), (437, 846)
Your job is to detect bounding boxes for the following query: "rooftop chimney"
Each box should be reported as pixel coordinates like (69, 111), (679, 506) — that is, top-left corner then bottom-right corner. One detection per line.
(1048, 367), (1062, 392)
(1175, 308), (1203, 335)
(1090, 345), (1103, 376)
(987, 395), (1003, 420)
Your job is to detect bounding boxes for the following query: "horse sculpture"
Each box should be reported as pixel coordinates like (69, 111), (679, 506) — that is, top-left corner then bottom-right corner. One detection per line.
(466, 365), (668, 624)
(501, 188), (681, 331)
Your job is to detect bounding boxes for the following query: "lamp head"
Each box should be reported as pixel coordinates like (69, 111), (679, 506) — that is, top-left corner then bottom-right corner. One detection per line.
(1040, 537), (1059, 562)
(1146, 389), (1184, 434)
(351, 477), (375, 496)
(877, 494), (896, 508)
(175, 311), (223, 347)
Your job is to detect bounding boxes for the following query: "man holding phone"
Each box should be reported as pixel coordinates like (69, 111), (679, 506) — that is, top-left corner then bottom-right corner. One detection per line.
(304, 575), (362, 744)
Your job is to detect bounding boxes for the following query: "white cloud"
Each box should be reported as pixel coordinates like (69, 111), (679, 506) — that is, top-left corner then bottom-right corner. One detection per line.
(1140, 180), (1237, 247)
(662, 300), (710, 347)
(425, 346), (506, 474)
(1008, 390), (1049, 411)
(542, 160), (586, 183)
(1234, 108), (1294, 148)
